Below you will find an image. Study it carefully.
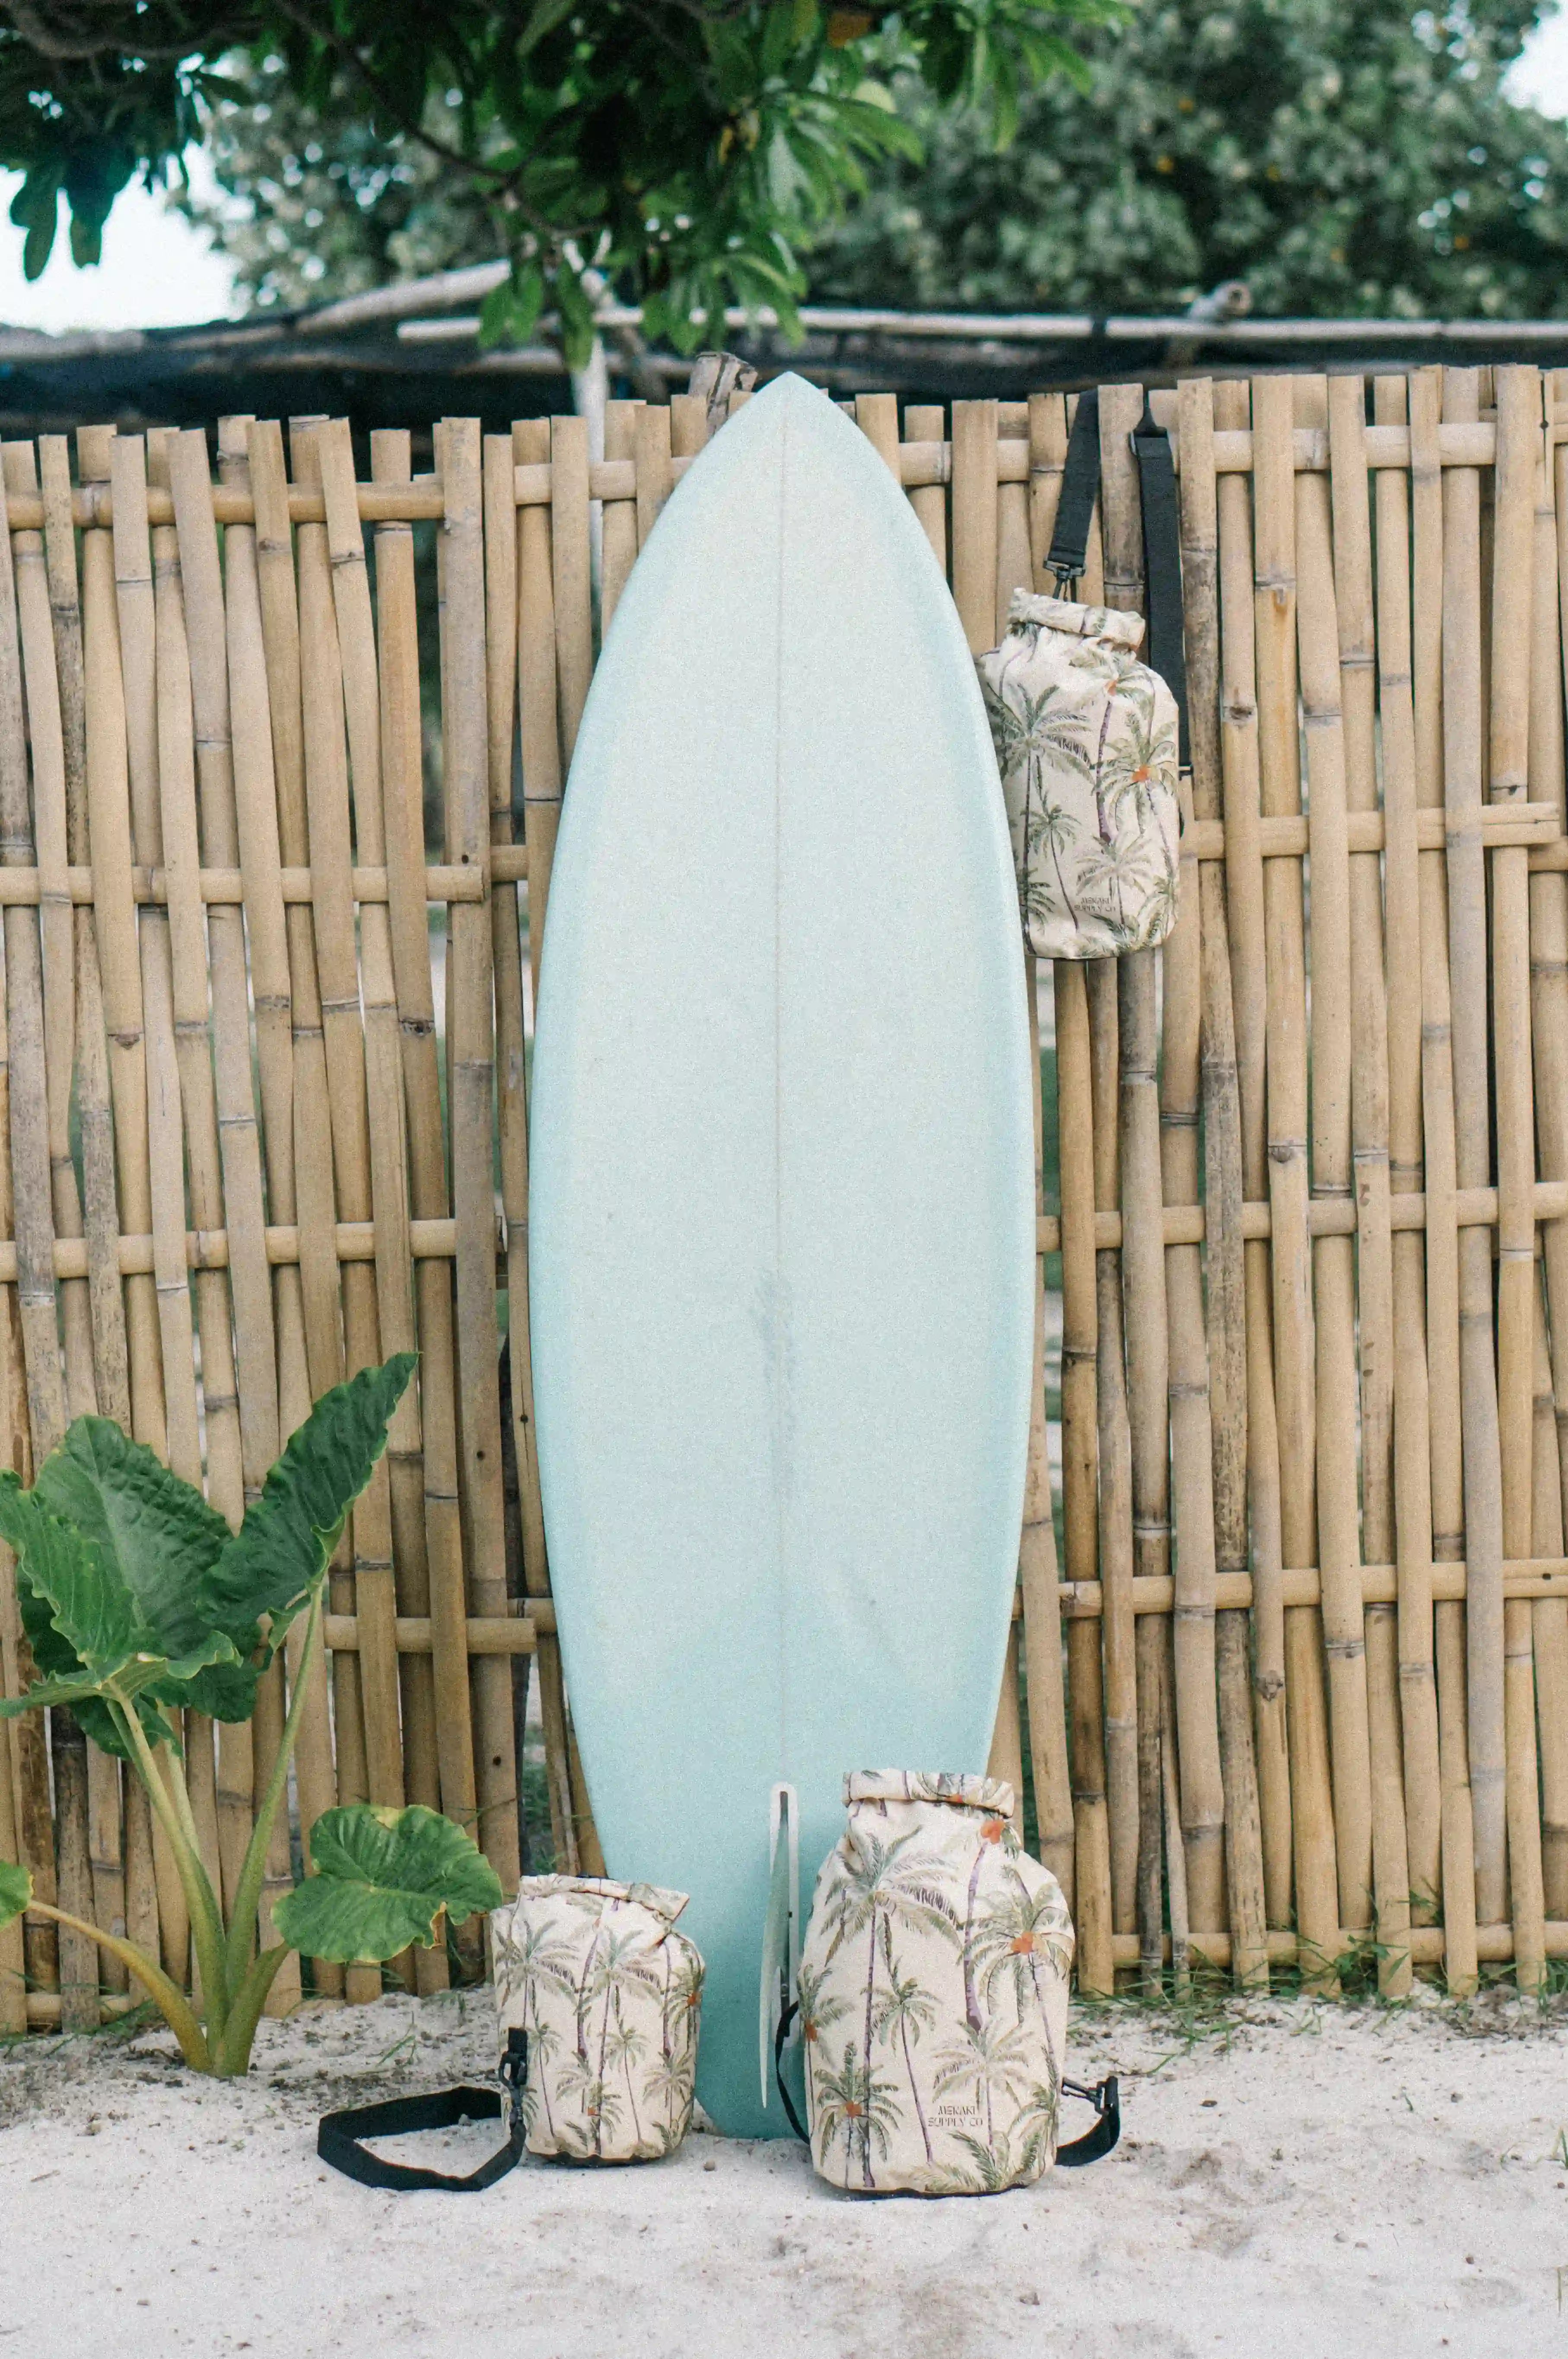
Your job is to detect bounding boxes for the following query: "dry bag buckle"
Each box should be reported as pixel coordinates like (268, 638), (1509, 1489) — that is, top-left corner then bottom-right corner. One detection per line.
(1056, 2073), (1121, 2168)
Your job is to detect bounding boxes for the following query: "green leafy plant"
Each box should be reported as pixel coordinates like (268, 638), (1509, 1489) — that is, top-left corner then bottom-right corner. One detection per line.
(0, 0), (1115, 361)
(0, 1355), (503, 2075)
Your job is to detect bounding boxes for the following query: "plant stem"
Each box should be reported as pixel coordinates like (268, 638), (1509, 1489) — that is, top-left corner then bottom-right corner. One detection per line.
(213, 1945), (293, 2078)
(22, 1898), (211, 2071)
(109, 1695), (230, 2040)
(224, 1587), (322, 1994)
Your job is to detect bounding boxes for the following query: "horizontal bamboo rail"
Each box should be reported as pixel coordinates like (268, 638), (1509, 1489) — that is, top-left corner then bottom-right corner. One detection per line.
(5, 367), (1568, 2035)
(318, 1555), (1568, 1658)
(13, 414), (1568, 540)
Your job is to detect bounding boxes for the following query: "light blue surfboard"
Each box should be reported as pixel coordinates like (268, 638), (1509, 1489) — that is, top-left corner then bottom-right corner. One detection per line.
(528, 372), (1034, 2140)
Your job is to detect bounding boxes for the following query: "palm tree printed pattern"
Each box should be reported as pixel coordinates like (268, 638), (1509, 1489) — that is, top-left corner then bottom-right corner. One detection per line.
(798, 1772), (1075, 2196)
(492, 1875), (704, 2163)
(976, 591), (1181, 961)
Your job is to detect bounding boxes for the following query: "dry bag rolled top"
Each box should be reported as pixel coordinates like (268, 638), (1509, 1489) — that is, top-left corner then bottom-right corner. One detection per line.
(492, 1875), (705, 2163)
(798, 1771), (1075, 2195)
(977, 590), (1181, 963)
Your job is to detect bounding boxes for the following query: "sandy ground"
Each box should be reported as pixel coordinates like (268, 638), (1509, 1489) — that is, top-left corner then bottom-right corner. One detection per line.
(2, 1984), (1566, 2358)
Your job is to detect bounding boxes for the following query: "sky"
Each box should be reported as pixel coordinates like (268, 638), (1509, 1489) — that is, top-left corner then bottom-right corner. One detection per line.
(6, 11), (1568, 333)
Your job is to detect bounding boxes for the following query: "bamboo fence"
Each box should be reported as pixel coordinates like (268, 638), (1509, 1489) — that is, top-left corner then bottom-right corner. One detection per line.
(3, 368), (1568, 2035)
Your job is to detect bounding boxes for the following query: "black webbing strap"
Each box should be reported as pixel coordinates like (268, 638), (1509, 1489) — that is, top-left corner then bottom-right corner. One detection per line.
(1043, 390), (1189, 780)
(1056, 2074), (1121, 2167)
(774, 1998), (811, 2144)
(1131, 403), (1190, 772)
(1045, 387), (1100, 591)
(317, 2030), (528, 2193)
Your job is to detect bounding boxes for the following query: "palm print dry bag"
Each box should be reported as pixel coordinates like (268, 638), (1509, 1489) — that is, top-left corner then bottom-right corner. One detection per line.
(975, 388), (1188, 962)
(792, 1773), (1117, 2196)
(314, 1874), (704, 2191)
(492, 1875), (705, 2162)
(976, 592), (1181, 960)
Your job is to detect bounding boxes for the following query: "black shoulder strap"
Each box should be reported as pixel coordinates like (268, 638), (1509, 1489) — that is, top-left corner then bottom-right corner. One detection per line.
(774, 1997), (811, 2144)
(1044, 387), (1188, 775)
(1132, 403), (1190, 772)
(1056, 2073), (1121, 2166)
(317, 2029), (528, 2193)
(1046, 388), (1100, 591)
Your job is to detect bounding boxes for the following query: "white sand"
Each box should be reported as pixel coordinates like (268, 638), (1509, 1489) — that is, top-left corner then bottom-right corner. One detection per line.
(3, 1985), (1566, 2356)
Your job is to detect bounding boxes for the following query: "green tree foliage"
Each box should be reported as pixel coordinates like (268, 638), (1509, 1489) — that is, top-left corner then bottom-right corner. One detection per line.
(0, 0), (1112, 356)
(175, 2), (1568, 323)
(813, 1), (1568, 316)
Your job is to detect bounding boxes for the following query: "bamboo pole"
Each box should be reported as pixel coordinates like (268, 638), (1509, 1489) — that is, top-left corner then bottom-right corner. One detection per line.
(1526, 363), (1566, 1944)
(44, 433), (129, 1459)
(905, 404), (948, 574)
(1095, 383), (1174, 1978)
(484, 426), (538, 1884)
(1533, 1260), (1568, 1920)
(142, 429), (222, 1965)
(1251, 375), (1339, 1985)
(600, 402), (642, 631)
(1491, 369), (1546, 1989)
(1024, 383), (1111, 1974)
(1538, 370), (1568, 1926)
(365, 428), (455, 1984)
(1405, 369), (1479, 1994)
(1214, 379), (1292, 1929)
(1181, 378), (1266, 1986)
(950, 396), (1072, 1890)
(1156, 416), (1227, 1949)
(1056, 954), (1111, 1987)
(1088, 955), (1137, 1938)
(167, 426), (286, 1923)
(0, 444), (70, 2014)
(224, 422), (337, 1997)
(1371, 375), (1442, 1931)
(1026, 394), (1065, 590)
(76, 432), (162, 1454)
(1440, 368), (1507, 1930)
(991, 410), (1073, 1900)
(206, 417), (302, 2005)
(545, 410), (605, 1878)
(105, 431), (191, 1993)
(1327, 373), (1409, 1987)
(633, 401), (674, 553)
(32, 441), (96, 1431)
(250, 416), (345, 1456)
(314, 417), (416, 1835)
(1160, 754), (1227, 1942)
(285, 416), (376, 1929)
(512, 414), (576, 1873)
(0, 1553), (24, 2025)
(440, 417), (518, 1889)
(1295, 376), (1375, 1939)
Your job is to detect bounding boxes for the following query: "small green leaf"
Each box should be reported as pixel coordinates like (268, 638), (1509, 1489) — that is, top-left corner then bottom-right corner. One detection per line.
(272, 1804), (503, 1962)
(205, 1356), (416, 1650)
(0, 1859), (29, 1930)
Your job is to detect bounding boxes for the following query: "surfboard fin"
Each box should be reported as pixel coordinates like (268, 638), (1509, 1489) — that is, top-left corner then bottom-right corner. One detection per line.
(759, 1782), (800, 2107)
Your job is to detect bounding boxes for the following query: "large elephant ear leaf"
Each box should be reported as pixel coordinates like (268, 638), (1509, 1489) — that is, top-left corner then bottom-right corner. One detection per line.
(0, 1859), (29, 1932)
(203, 1355), (416, 1645)
(14, 1574), (177, 1757)
(271, 1803), (503, 1962)
(0, 1471), (148, 1678)
(32, 1418), (231, 1659)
